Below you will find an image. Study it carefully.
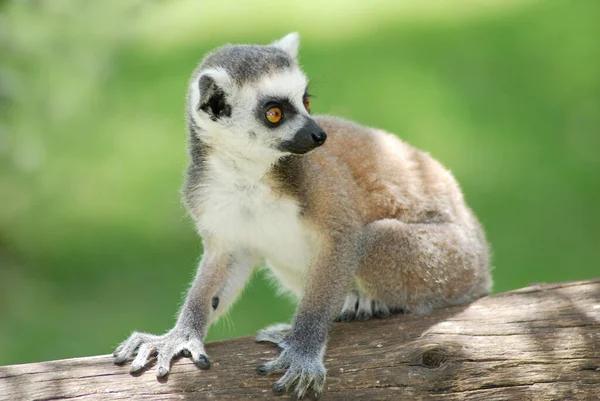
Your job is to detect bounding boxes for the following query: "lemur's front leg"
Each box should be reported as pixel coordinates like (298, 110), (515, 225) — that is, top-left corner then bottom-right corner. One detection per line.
(257, 234), (358, 399)
(113, 244), (256, 377)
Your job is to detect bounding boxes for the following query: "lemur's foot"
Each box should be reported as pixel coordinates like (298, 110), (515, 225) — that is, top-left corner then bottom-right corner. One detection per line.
(336, 291), (391, 322)
(113, 328), (209, 377)
(256, 323), (291, 347)
(257, 345), (325, 399)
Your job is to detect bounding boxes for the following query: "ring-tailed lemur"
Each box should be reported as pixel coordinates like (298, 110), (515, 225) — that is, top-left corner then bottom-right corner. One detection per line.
(113, 33), (492, 399)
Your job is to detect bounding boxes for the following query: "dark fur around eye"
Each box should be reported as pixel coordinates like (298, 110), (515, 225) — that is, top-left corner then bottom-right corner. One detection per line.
(256, 97), (298, 128)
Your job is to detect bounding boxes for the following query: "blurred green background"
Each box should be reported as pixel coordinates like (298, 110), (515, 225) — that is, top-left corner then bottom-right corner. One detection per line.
(1, 0), (599, 366)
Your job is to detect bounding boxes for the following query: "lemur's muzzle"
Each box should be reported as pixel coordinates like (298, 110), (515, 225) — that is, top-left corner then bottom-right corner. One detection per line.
(278, 118), (327, 155)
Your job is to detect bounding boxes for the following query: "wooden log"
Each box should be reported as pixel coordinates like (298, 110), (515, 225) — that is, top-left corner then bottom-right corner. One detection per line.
(1, 280), (599, 400)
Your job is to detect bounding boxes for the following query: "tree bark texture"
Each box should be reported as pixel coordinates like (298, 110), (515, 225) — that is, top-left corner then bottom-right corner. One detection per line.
(1, 280), (599, 400)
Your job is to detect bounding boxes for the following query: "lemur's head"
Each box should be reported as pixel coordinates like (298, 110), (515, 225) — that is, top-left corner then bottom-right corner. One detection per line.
(187, 33), (326, 161)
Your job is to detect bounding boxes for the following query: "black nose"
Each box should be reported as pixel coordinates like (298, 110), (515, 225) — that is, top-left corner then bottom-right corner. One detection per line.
(311, 131), (327, 145)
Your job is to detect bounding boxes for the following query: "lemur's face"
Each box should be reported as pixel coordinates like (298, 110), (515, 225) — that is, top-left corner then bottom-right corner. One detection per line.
(187, 33), (327, 157)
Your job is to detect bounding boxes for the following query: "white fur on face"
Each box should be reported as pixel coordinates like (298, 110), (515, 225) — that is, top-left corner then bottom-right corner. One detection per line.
(243, 67), (310, 142)
(254, 68), (308, 106)
(189, 67), (310, 171)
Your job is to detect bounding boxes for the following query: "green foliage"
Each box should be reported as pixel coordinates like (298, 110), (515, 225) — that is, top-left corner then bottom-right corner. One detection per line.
(1, 0), (598, 365)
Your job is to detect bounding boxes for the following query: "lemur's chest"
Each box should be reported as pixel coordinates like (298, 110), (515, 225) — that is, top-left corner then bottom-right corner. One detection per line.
(194, 164), (313, 270)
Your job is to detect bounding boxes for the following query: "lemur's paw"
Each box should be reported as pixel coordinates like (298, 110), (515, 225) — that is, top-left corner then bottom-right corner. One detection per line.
(337, 291), (359, 322)
(113, 329), (209, 377)
(337, 291), (392, 322)
(372, 299), (391, 319)
(257, 348), (325, 399)
(256, 323), (291, 347)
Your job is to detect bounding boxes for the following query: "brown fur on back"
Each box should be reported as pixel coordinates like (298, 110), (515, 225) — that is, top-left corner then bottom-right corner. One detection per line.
(269, 115), (491, 312)
(273, 115), (474, 226)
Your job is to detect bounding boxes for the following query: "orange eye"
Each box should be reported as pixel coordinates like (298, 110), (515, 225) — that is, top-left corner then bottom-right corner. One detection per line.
(303, 97), (311, 113)
(266, 107), (283, 124)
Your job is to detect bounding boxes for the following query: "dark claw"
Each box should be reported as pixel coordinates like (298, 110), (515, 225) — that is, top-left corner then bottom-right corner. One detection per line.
(180, 349), (191, 357)
(273, 382), (286, 394)
(256, 364), (268, 375)
(356, 311), (371, 321)
(194, 355), (211, 369)
(374, 309), (390, 319)
(340, 311), (355, 322)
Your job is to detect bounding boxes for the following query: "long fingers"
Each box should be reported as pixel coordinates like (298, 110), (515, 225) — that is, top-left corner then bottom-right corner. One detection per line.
(156, 341), (181, 377)
(113, 331), (210, 377)
(113, 332), (157, 364)
(130, 343), (156, 373)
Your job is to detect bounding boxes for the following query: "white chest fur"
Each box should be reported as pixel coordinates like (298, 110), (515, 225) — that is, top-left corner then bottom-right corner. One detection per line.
(193, 155), (313, 291)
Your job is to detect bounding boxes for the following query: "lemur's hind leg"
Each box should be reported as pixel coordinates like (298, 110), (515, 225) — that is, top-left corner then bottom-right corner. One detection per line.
(372, 299), (392, 318)
(256, 323), (291, 347)
(357, 219), (491, 314)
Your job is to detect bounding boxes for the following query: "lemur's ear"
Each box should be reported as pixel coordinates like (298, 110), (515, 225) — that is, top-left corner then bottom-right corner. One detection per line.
(272, 32), (300, 59)
(196, 70), (232, 121)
